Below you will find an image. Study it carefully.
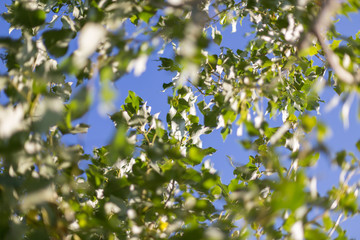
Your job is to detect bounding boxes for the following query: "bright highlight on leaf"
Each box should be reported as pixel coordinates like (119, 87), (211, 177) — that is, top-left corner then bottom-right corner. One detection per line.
(75, 23), (106, 67)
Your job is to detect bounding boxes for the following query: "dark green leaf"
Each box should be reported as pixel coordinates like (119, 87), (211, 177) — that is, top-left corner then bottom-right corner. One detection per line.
(43, 29), (75, 58)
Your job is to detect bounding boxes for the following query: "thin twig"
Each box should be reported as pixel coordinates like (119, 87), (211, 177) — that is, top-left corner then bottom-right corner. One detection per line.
(328, 213), (343, 237)
(188, 80), (206, 95)
(315, 53), (326, 64)
(208, 2), (242, 23)
(164, 179), (175, 208)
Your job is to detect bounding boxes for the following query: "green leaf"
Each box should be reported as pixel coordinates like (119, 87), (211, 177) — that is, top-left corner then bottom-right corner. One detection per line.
(108, 126), (134, 164)
(43, 29), (75, 58)
(188, 115), (199, 124)
(211, 185), (222, 196)
(323, 213), (333, 231)
(3, 4), (46, 28)
(66, 86), (92, 121)
(0, 37), (21, 50)
(139, 5), (156, 23)
(335, 150), (347, 166)
(330, 39), (342, 50)
(271, 178), (306, 211)
(299, 152), (320, 167)
(304, 229), (328, 240)
(158, 58), (180, 72)
(221, 127), (230, 140)
(203, 147), (216, 155)
(283, 213), (296, 232)
(31, 97), (63, 133)
(287, 114), (297, 123)
(187, 146), (206, 166)
(301, 115), (317, 133)
(100, 66), (114, 82)
(214, 32), (222, 46)
(356, 140), (360, 152)
(339, 191), (358, 214)
(308, 46), (318, 56)
(244, 121), (260, 136)
(130, 15), (139, 25)
(204, 108), (220, 128)
(203, 178), (216, 189)
(317, 122), (328, 142)
(233, 161), (257, 181)
(139, 11), (153, 23)
(124, 91), (144, 116)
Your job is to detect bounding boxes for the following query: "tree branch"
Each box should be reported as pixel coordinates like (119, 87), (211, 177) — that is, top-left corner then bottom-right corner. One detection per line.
(298, 0), (358, 85)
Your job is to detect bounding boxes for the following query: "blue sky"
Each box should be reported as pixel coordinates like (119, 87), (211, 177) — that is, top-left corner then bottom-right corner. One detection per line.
(1, 1), (360, 238)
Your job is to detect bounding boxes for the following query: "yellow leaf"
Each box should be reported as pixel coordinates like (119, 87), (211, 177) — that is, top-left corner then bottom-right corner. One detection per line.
(159, 220), (168, 232)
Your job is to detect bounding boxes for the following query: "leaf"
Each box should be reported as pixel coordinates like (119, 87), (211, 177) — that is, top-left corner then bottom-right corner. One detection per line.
(100, 65), (114, 82)
(108, 126), (134, 164)
(299, 152), (320, 167)
(330, 39), (342, 50)
(304, 229), (328, 240)
(187, 146), (206, 166)
(139, 5), (156, 23)
(68, 123), (90, 134)
(308, 46), (318, 56)
(322, 213), (333, 231)
(356, 140), (360, 152)
(335, 150), (346, 166)
(287, 114), (297, 123)
(43, 29), (75, 58)
(301, 115), (317, 133)
(124, 91), (143, 116)
(0, 37), (21, 50)
(283, 213), (296, 232)
(3, 4), (46, 28)
(233, 161), (257, 181)
(158, 58), (180, 72)
(244, 121), (260, 136)
(204, 108), (220, 128)
(221, 127), (230, 140)
(203, 178), (216, 189)
(317, 122), (328, 142)
(214, 32), (222, 46)
(203, 147), (216, 155)
(66, 86), (92, 121)
(188, 115), (199, 124)
(139, 11), (153, 23)
(339, 191), (358, 214)
(130, 15), (139, 25)
(271, 178), (306, 211)
(32, 97), (63, 133)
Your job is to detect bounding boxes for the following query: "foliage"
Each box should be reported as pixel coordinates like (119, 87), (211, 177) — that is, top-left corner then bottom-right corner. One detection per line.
(1, 0), (360, 239)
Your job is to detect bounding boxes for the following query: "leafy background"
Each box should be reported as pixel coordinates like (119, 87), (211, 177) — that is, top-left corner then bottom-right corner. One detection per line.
(1, 0), (360, 239)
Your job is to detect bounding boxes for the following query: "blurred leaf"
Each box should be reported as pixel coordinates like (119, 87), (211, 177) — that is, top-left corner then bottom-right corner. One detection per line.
(214, 32), (222, 46)
(43, 29), (75, 57)
(299, 152), (320, 167)
(323, 213), (333, 231)
(304, 229), (328, 240)
(66, 86), (92, 121)
(3, 4), (46, 28)
(356, 140), (360, 152)
(187, 146), (206, 166)
(301, 115), (317, 133)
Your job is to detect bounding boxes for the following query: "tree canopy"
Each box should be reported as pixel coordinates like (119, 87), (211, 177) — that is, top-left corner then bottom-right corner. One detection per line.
(1, 0), (360, 239)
